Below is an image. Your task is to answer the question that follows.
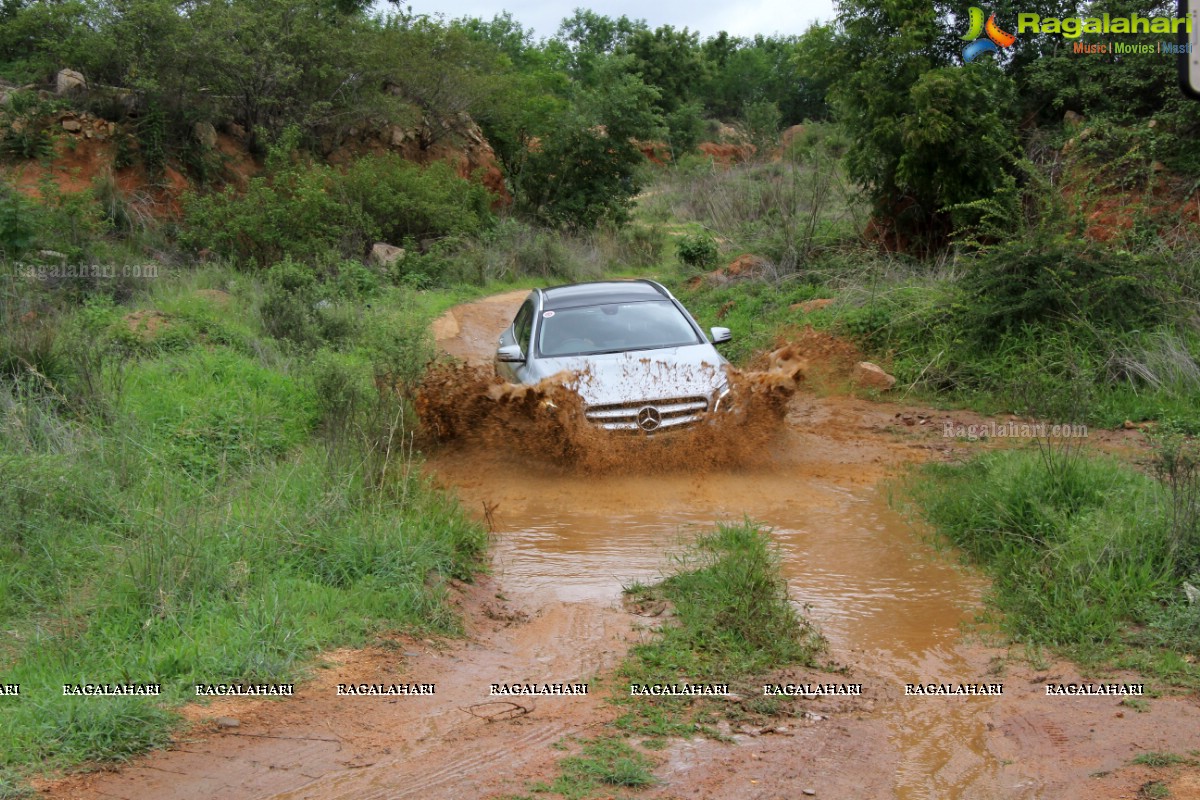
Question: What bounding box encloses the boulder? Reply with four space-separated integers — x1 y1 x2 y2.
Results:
61 118 82 133
1063 110 1085 127
193 121 218 149
389 125 414 147
369 243 406 269
851 361 896 391
55 68 87 96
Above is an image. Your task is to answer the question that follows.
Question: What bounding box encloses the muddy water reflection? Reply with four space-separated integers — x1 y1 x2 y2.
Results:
433 443 1018 799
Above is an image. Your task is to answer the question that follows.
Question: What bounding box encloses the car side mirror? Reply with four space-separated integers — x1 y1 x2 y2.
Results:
710 327 732 344
497 344 525 362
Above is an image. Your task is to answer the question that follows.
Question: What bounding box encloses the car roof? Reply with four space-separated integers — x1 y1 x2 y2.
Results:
539 280 670 310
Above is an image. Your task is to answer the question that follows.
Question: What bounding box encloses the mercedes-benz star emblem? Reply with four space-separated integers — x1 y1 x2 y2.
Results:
636 406 662 432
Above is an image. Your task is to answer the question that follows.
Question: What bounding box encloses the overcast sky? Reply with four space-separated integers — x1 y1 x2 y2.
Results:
401 0 837 40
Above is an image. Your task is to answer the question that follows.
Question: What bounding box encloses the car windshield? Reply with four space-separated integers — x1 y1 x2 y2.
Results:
538 300 702 357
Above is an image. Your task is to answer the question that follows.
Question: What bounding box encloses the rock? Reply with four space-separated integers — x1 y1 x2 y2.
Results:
36 250 68 263
851 361 896 391
193 121 218 149
370 243 406 269
1063 110 1085 127
55 68 87 96
389 125 412 147
61 118 82 133
803 790 816 796
1148 119 1158 129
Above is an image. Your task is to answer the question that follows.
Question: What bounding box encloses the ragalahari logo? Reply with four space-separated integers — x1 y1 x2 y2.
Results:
960 7 1017 62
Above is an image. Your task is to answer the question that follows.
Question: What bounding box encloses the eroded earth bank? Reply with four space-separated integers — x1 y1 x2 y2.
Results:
44 291 1200 800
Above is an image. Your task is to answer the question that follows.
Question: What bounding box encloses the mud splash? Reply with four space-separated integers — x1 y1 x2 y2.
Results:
414 346 808 473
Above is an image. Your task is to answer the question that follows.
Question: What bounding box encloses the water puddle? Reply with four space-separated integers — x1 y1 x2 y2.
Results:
429 431 1016 799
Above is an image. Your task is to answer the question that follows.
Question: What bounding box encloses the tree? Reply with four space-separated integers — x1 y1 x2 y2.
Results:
624 25 705 115
518 58 662 229
830 0 1021 251
552 9 646 85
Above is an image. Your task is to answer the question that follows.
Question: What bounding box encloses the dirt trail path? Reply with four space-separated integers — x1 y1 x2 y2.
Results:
43 292 1200 800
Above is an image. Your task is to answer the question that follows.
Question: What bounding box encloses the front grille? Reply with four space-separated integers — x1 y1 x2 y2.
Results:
584 396 710 432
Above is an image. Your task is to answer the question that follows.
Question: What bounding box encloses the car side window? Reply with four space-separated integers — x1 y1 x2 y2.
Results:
513 301 534 354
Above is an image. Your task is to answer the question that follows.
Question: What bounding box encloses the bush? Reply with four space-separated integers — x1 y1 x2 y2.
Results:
664 101 706 157
0 91 58 161
259 259 321 347
340 156 494 245
309 349 374 429
960 238 1166 346
613 224 665 268
183 150 495 268
675 232 718 270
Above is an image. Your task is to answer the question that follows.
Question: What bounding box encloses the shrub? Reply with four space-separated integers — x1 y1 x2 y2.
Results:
613 224 665 268
259 259 320 348
309 348 374 429
340 156 493 245
183 151 494 268
960 238 1166 345
675 232 718 270
0 91 58 161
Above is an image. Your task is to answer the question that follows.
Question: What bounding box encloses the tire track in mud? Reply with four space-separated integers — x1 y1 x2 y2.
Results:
264 720 575 800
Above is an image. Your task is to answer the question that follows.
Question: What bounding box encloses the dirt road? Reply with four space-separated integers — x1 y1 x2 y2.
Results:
43 292 1200 800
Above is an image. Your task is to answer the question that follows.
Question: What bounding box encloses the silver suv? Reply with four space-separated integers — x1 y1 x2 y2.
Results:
494 280 732 433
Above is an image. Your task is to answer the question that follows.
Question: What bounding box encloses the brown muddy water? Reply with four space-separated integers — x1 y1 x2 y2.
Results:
416 291 1200 800
428 415 1014 799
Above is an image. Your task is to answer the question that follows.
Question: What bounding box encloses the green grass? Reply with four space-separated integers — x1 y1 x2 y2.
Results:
906 446 1200 684
537 738 656 799
621 522 823 682
0 267 488 790
613 521 825 737
1132 752 1192 768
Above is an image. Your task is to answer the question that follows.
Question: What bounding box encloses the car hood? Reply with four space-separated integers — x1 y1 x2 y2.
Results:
526 345 728 407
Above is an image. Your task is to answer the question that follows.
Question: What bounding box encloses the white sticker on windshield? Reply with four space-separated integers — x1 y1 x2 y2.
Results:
543 311 555 318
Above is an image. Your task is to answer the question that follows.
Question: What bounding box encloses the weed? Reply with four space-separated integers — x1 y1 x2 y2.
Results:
1149 429 1200 576
1121 697 1150 713
550 738 655 798
1139 780 1170 799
